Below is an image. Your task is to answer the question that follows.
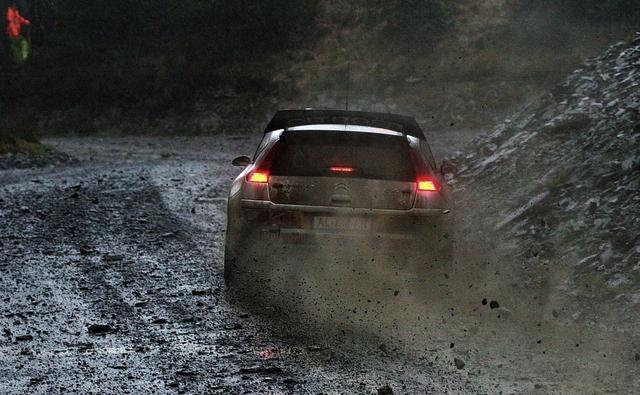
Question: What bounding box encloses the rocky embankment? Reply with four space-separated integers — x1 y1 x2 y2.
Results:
453 34 640 309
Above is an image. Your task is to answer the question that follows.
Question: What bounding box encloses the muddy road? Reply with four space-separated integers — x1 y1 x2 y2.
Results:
0 136 485 394
2 135 636 394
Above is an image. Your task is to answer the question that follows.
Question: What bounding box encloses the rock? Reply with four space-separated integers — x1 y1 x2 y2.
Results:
377 384 394 395
224 323 242 330
452 37 640 306
239 365 283 374
454 357 465 369
87 324 114 335
103 254 124 262
489 300 500 309
15 334 33 341
152 318 168 325
176 369 198 377
496 307 512 318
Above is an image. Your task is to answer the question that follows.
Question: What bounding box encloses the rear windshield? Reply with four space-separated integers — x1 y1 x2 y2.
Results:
268 131 416 181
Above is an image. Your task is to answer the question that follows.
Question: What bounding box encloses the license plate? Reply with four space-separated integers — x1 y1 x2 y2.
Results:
313 216 371 231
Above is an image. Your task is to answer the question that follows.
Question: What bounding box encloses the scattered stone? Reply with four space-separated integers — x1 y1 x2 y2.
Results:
103 254 124 262
77 343 94 352
454 357 466 369
239 365 283 374
152 318 168 325
377 384 394 395
224 323 242 330
15 334 33 341
87 324 114 335
489 300 500 309
176 369 198 377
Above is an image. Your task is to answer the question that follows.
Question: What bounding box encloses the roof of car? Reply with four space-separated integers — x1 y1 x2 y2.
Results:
264 109 426 140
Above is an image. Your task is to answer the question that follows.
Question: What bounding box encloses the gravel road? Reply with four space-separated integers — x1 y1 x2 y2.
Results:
0 136 483 394
2 134 636 394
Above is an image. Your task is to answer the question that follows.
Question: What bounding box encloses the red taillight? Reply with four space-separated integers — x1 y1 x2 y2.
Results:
329 166 355 173
417 178 438 191
247 170 269 183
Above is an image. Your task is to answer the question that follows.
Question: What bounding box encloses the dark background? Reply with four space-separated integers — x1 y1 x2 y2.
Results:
1 0 638 139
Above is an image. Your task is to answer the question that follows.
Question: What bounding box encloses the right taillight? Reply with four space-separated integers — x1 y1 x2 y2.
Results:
246 170 269 183
417 178 438 191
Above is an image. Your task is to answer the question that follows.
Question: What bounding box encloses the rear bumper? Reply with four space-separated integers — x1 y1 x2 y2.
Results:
237 199 451 245
240 199 449 217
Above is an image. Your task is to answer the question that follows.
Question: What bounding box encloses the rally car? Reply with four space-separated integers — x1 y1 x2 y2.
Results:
223 109 453 287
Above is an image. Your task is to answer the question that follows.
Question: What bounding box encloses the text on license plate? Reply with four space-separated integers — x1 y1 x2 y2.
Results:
313 216 371 231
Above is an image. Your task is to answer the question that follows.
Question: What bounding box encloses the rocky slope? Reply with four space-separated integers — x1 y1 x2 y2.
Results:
452 33 640 308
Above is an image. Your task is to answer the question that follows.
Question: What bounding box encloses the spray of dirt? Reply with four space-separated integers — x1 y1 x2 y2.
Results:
229 195 639 392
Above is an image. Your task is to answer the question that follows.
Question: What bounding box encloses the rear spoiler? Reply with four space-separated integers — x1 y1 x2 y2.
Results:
264 109 426 140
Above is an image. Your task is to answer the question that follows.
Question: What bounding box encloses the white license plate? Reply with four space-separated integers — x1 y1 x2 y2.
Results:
313 216 371 231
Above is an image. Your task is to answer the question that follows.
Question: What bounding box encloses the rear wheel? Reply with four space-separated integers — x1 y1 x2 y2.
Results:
223 255 235 286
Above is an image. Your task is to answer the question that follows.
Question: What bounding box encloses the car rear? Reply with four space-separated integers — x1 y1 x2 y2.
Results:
224 123 453 287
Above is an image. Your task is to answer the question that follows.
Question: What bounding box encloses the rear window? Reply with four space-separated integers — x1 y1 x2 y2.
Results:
268 131 416 181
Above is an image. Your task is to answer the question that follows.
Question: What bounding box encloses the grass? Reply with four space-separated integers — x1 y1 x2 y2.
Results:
0 133 50 155
0 117 50 155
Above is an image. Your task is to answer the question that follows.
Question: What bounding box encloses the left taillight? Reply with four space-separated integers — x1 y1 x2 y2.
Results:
246 170 269 183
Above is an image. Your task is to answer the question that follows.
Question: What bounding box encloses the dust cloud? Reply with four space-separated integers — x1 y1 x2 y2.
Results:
230 194 638 393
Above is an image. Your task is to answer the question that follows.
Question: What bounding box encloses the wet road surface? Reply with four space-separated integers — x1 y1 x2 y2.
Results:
0 136 481 394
